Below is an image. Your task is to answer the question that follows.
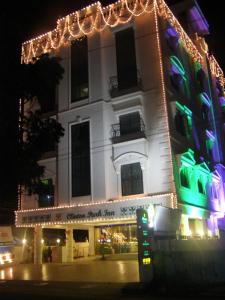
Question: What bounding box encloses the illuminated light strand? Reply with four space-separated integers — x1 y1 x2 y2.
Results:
16 192 173 214
21 0 225 88
153 1 177 209
209 55 225 87
155 0 202 64
15 216 136 228
21 0 225 89
21 0 154 64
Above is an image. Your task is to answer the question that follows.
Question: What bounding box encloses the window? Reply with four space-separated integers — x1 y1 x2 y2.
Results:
174 105 192 138
38 179 54 208
206 130 215 160
73 230 88 242
180 169 189 188
170 56 188 96
71 37 89 102
119 112 141 136
196 68 207 93
115 27 137 91
175 110 191 138
197 179 204 194
121 163 143 196
175 110 187 136
71 122 91 197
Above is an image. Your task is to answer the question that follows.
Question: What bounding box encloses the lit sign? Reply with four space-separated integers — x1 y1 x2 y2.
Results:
136 208 153 266
142 257 151 265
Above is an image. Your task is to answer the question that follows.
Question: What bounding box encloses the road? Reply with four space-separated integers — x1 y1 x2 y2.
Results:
1 280 225 299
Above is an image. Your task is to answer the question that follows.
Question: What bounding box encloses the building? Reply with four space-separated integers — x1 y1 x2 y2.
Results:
16 0 225 264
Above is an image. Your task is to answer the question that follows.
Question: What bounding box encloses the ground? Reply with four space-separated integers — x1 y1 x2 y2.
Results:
1 255 225 299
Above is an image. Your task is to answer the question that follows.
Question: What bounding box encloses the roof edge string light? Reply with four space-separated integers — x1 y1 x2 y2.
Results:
22 0 153 64
155 0 202 64
21 0 225 89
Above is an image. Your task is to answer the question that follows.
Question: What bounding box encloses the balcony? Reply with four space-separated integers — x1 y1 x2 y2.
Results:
111 116 146 144
109 70 142 98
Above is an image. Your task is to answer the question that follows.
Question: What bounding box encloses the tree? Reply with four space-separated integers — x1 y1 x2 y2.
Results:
18 54 65 200
0 5 65 220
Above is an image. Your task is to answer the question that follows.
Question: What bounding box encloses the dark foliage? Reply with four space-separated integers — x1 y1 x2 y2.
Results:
18 54 65 195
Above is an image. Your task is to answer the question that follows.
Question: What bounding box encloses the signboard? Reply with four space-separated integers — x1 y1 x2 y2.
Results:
16 194 172 226
154 206 181 237
0 227 13 243
136 208 154 283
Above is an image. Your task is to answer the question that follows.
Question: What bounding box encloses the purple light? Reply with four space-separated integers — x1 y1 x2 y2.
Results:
189 6 209 36
165 27 179 49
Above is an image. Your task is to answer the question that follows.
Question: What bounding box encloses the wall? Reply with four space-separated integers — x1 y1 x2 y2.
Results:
21 8 175 212
153 236 225 287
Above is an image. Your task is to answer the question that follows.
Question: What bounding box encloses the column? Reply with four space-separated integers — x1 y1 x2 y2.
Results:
88 227 95 256
34 226 43 264
66 225 74 263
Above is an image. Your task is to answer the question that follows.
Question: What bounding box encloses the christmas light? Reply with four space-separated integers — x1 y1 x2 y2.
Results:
153 3 177 208
21 0 225 87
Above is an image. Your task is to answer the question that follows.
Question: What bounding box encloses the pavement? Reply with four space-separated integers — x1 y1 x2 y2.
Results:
1 255 225 299
0 254 139 282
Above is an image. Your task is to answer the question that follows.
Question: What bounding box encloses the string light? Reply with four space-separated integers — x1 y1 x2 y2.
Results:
21 0 224 88
15 193 173 227
153 2 177 208
22 0 153 64
18 0 224 222
16 192 173 213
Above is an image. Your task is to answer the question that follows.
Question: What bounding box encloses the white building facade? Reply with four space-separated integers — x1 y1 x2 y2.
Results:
16 0 225 263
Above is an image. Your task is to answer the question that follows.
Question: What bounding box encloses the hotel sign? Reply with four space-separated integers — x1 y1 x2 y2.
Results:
16 194 172 226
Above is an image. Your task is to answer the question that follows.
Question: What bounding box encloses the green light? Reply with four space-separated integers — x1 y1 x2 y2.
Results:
143 230 148 236
170 55 186 79
142 240 150 247
144 250 150 256
141 213 148 224
177 149 212 210
182 204 208 218
194 61 202 73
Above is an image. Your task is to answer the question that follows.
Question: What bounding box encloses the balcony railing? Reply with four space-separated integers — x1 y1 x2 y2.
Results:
111 117 146 144
109 70 142 98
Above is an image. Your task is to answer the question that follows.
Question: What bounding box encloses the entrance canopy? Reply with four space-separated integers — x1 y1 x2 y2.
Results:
15 194 172 227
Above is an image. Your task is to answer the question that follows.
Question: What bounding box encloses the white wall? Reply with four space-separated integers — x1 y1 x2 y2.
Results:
22 12 174 211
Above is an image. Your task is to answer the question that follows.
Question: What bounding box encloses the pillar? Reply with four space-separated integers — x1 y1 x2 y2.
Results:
34 226 43 264
88 227 95 256
66 225 74 263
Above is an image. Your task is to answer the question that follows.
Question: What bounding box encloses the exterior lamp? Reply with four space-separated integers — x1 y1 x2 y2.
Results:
41 239 44 244
199 231 204 238
207 230 212 238
22 238 27 245
56 238 61 245
147 204 155 228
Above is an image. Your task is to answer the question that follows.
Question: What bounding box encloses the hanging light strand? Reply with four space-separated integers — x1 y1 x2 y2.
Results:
22 0 224 86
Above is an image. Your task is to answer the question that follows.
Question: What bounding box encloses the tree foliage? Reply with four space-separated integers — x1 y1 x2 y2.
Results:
18 54 65 195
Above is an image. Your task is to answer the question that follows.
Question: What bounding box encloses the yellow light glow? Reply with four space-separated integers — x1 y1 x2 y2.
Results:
207 230 212 237
22 238 27 245
198 231 204 238
142 257 151 265
21 0 225 91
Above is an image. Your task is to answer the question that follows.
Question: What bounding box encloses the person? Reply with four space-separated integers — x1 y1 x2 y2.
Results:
47 246 52 263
